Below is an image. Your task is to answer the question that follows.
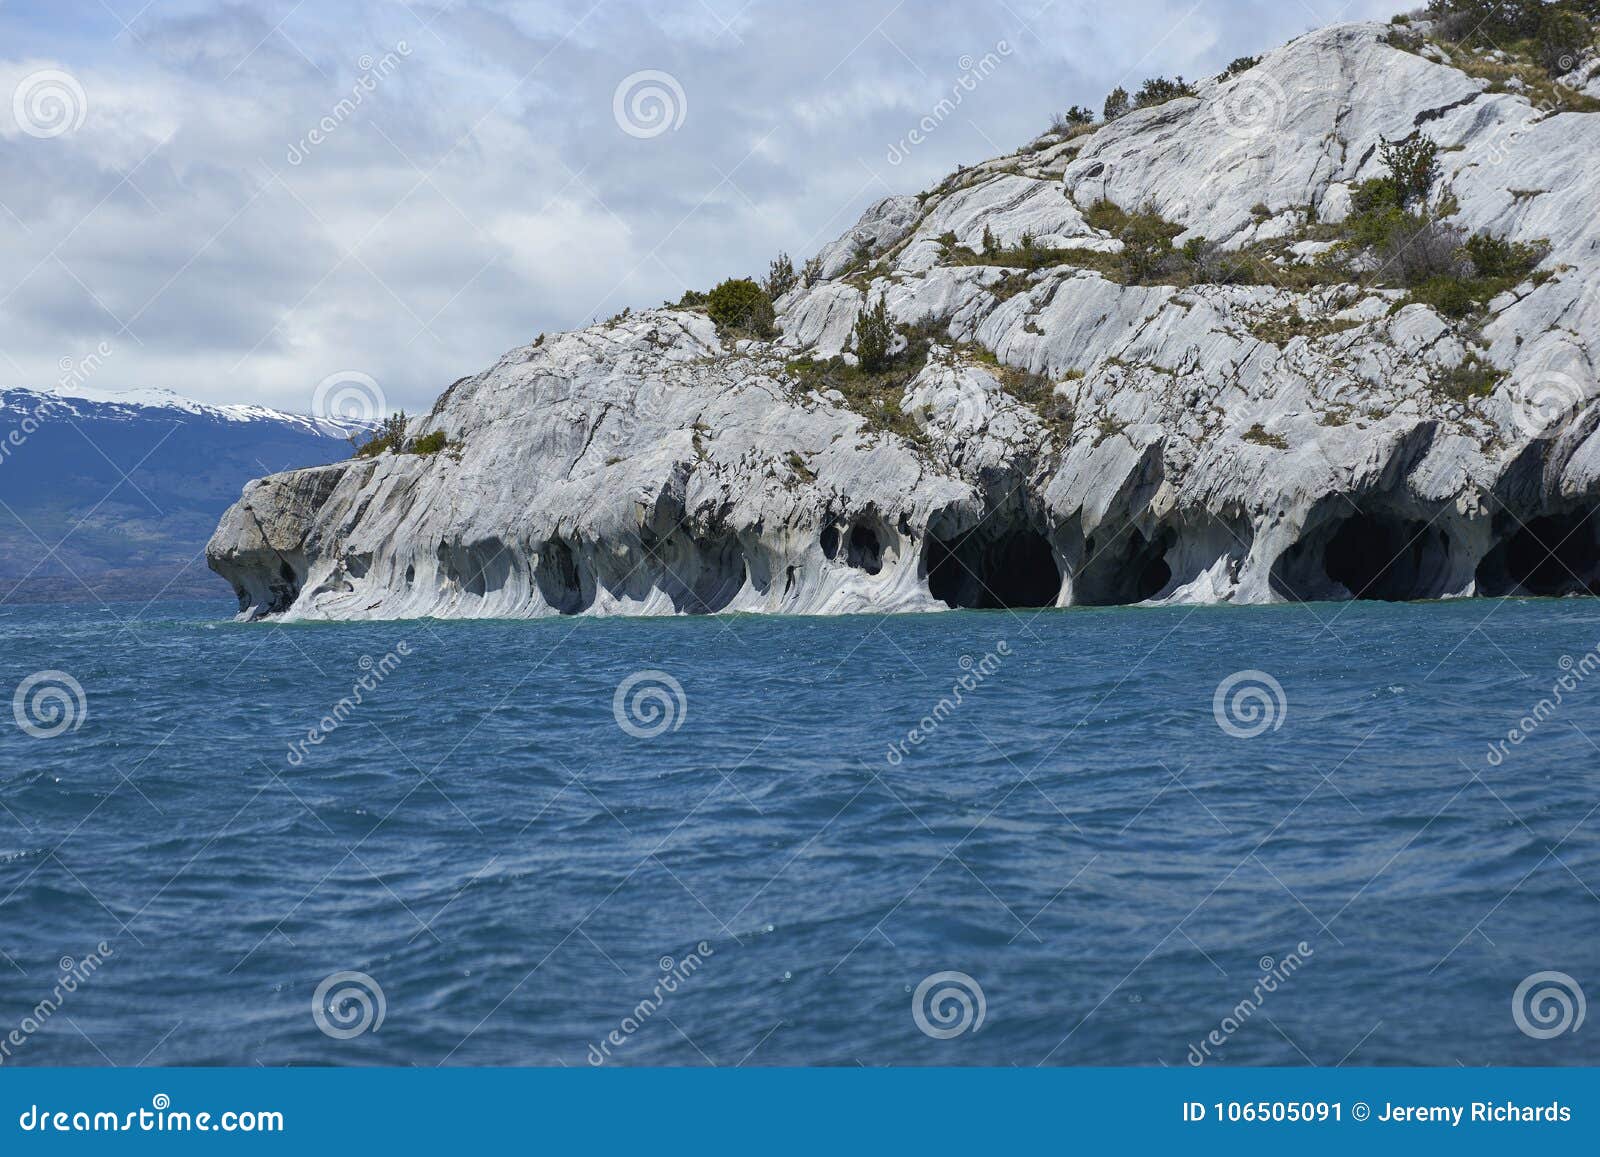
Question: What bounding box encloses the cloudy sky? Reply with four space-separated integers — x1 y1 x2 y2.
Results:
1 0 1411 416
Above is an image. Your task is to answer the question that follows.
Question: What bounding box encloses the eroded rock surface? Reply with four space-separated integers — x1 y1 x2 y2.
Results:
208 21 1600 619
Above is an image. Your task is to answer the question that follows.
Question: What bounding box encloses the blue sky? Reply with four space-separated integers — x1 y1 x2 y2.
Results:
0 0 1411 414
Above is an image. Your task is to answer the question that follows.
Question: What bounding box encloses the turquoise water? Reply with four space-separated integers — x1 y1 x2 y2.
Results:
0 597 1596 1066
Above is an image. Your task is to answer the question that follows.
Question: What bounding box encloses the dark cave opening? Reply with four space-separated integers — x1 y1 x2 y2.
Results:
1272 507 1453 602
846 522 884 574
1322 513 1445 601
926 526 1061 609
1477 510 1600 597
1075 526 1174 606
535 537 587 614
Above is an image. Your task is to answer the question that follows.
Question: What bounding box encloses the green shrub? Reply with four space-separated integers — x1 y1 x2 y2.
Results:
669 288 708 308
1437 353 1504 399
410 430 448 455
1537 7 1592 73
1463 232 1546 277
1134 76 1196 107
705 278 776 338
1350 176 1402 215
1378 136 1440 207
1102 85 1130 121
1052 104 1096 132
353 412 410 458
1083 198 1129 233
351 414 457 458
801 255 823 287
1221 55 1260 80
1427 0 1543 43
764 252 798 300
852 298 896 373
1118 207 1185 282
1411 275 1479 318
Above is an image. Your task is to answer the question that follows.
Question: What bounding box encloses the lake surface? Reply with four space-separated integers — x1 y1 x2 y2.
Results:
1 597 1596 1066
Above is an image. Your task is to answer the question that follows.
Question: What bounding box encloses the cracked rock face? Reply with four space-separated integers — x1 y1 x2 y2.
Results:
208 20 1600 621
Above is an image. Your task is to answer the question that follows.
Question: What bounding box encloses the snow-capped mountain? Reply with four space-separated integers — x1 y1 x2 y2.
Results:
0 386 369 604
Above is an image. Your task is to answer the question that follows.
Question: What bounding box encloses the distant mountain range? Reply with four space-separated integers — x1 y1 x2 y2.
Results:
0 387 367 604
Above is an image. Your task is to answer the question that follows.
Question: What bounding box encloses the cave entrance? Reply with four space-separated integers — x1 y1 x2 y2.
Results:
1476 510 1600 597
1322 512 1447 601
1075 526 1174 606
847 523 884 574
926 526 1061 609
535 537 590 614
1273 507 1452 602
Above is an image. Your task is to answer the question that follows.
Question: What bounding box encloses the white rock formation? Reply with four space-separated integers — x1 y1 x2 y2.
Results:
209 20 1600 620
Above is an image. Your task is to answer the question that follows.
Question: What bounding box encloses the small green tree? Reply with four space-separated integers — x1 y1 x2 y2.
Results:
1537 6 1591 73
801 255 823 287
1118 207 1184 283
1379 135 1440 207
764 252 798 300
852 298 895 373
354 411 410 458
981 224 998 257
1103 86 1130 121
1018 231 1042 269
705 278 776 338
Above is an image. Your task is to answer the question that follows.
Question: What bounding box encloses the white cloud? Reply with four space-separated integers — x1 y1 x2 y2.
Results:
0 0 1413 413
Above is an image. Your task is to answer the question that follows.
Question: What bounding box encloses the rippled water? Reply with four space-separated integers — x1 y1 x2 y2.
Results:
0 597 1597 1067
